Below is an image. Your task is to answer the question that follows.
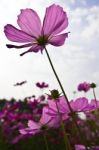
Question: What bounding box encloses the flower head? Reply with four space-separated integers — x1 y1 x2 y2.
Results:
77 82 91 92
70 97 93 112
19 111 55 135
4 4 68 56
45 96 70 122
36 82 49 89
14 80 27 86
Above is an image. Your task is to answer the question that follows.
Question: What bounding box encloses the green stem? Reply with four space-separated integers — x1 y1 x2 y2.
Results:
92 88 98 108
44 47 89 150
55 101 72 150
43 134 49 150
71 117 89 150
44 47 72 112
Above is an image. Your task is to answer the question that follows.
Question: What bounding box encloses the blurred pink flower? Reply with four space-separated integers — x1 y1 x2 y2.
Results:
19 110 56 135
4 4 68 56
19 120 41 135
75 144 86 150
45 97 94 122
75 145 99 150
89 99 99 111
45 96 70 122
70 97 93 112
14 80 27 86
36 82 49 89
77 82 91 92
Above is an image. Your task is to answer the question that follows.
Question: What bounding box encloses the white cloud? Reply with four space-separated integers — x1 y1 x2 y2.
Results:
82 6 99 40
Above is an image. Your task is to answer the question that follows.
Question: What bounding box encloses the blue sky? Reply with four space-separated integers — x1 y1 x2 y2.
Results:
0 0 99 100
67 0 99 8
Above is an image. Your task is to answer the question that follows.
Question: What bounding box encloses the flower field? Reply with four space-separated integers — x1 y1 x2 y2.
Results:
0 83 99 150
0 2 99 150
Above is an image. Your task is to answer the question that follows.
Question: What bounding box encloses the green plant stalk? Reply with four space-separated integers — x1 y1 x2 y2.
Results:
92 87 99 137
92 88 98 108
44 47 89 150
43 134 49 150
44 47 72 112
55 101 72 150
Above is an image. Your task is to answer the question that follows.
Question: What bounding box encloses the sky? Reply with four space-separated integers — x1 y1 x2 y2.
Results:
0 0 99 100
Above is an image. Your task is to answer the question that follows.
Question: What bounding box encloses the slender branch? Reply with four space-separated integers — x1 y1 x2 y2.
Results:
44 47 72 112
55 101 72 150
92 88 98 108
44 47 89 150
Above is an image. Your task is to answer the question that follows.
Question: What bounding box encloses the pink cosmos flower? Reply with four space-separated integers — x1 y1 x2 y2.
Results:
4 4 68 56
19 120 41 135
19 109 56 135
70 97 93 112
45 96 70 122
77 82 91 92
90 99 99 107
46 97 94 122
36 82 49 89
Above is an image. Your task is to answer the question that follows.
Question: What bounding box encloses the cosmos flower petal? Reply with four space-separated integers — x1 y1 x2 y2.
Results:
17 9 41 37
75 144 86 150
41 107 60 128
43 4 68 36
28 120 40 130
4 24 34 43
20 44 43 56
90 99 99 109
49 33 68 46
19 128 38 135
6 43 33 49
71 97 89 112
40 107 52 125
19 128 29 135
47 100 58 112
